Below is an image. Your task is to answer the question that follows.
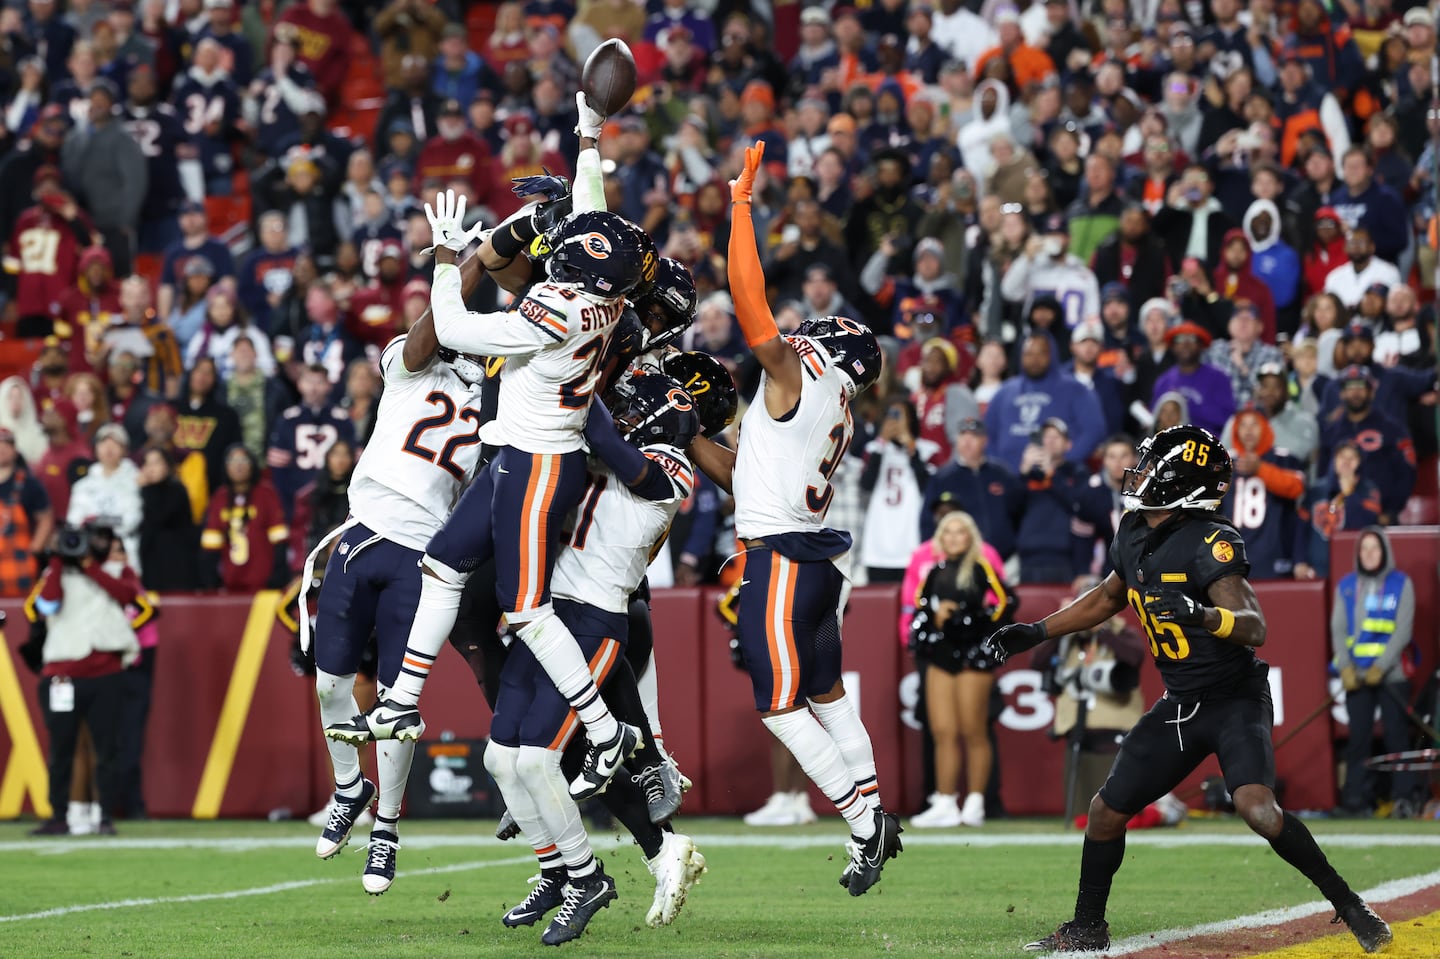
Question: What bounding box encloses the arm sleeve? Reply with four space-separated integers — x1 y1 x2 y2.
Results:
582 401 665 496
430 263 564 355
728 202 780 347
679 480 718 564
859 249 890 296
572 147 606 213
36 556 64 615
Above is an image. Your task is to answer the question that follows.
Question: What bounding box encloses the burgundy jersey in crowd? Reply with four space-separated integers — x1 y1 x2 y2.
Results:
3 203 86 319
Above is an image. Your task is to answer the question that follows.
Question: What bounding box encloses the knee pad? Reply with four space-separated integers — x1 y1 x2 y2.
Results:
515 744 558 783
314 670 356 709
484 741 521 785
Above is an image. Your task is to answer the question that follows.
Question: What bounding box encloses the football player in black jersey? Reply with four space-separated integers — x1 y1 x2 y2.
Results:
985 425 1392 955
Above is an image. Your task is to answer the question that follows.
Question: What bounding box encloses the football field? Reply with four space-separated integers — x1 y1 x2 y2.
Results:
3 817 1438 959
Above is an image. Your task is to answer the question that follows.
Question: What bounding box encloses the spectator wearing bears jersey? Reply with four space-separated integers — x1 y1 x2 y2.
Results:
123 64 203 255
170 38 243 197
237 211 299 332
244 32 317 160
197 0 253 86
1222 409 1306 580
202 444 289 591
266 364 356 520
1297 441 1382 578
1319 323 1438 427
860 398 939 583
1318 366 1416 523
156 201 236 324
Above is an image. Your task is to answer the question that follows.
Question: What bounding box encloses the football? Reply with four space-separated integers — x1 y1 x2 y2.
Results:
581 38 637 118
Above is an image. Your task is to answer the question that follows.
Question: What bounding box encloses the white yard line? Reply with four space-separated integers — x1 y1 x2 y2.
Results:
5 831 1440 855
1102 868 1440 957
0 854 536 924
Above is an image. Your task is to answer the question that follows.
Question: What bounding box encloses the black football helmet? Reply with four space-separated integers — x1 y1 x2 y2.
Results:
792 315 883 398
1121 425 1232 512
661 350 737 437
632 257 697 352
607 371 701 451
547 211 659 299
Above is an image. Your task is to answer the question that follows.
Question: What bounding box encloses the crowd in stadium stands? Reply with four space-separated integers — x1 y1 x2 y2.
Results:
0 0 1438 609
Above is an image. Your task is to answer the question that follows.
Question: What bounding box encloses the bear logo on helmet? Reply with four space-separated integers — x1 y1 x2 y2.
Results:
580 232 612 259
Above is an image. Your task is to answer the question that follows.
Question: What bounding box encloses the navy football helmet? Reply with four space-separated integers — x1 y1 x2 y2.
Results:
632 257 697 352
793 315 883 397
660 350 737 437
1122 425 1232 512
607 371 701 451
547 211 658 299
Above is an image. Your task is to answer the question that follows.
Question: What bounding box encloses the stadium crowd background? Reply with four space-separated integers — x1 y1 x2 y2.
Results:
0 0 1436 615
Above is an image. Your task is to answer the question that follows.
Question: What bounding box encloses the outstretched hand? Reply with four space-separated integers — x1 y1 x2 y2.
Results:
511 168 571 202
730 140 766 204
422 189 486 256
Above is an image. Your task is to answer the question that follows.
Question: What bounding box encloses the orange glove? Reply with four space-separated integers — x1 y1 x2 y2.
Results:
730 140 766 204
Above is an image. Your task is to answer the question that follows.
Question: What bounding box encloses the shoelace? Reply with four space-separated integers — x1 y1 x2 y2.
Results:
364 837 398 873
517 873 559 911
841 840 864 875
324 801 354 835
634 767 666 807
551 883 584 927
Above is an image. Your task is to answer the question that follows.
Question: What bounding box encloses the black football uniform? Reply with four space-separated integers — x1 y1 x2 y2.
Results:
1097 509 1276 815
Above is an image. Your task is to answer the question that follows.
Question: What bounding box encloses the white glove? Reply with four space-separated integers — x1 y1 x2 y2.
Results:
575 91 605 140
422 188 485 256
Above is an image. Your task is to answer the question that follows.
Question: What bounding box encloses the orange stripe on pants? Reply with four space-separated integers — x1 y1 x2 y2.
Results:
545 638 622 752
515 454 561 612
766 557 801 711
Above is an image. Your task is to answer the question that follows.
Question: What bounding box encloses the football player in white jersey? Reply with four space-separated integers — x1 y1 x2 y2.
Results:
686 141 901 896
487 372 706 943
298 259 492 893
326 182 659 803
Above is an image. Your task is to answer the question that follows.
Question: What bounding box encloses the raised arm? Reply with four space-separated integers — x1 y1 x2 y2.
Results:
402 252 486 373
729 141 802 417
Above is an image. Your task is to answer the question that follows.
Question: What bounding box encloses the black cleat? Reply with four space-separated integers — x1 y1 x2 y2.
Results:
635 761 683 824
315 779 376 859
324 696 426 745
496 809 520 841
503 868 568 928
838 809 903 896
1023 919 1111 952
569 723 641 801
541 865 618 946
1333 897 1392 953
361 830 399 895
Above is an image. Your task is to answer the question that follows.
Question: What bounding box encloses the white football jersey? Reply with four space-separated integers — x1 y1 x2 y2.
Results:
552 444 694 614
346 336 488 551
734 339 854 540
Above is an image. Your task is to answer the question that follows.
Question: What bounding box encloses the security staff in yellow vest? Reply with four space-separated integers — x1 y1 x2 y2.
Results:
1331 526 1422 818
1037 575 1148 822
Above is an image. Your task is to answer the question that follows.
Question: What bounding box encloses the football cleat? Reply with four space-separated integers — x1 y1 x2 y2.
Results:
315 779 376 859
324 696 426 745
361 829 399 895
644 832 707 927
503 869 568 928
1332 897 1392 953
496 809 520 841
29 819 69 836
308 799 373 830
569 723 642 801
541 865 618 946
635 761 684 824
1023 919 1111 952
838 809 903 896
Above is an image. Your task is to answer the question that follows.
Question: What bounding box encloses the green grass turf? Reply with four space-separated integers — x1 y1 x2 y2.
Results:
1 817 1436 959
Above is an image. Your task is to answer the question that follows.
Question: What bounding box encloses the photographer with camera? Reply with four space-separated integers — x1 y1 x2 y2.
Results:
21 520 141 835
908 511 1014 828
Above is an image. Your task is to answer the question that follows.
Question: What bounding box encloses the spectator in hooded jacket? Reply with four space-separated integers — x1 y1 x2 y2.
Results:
1222 409 1307 580
1212 230 1278 342
1318 366 1417 521
1242 199 1300 332
985 331 1106 468
1331 527 1425 818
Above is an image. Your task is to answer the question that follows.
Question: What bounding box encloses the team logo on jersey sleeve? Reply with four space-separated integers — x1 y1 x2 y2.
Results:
1212 540 1234 563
